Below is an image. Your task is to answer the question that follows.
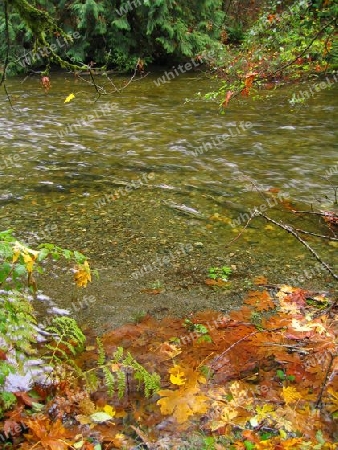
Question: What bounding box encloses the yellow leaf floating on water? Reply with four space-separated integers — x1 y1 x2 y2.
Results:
74 260 91 287
64 93 75 103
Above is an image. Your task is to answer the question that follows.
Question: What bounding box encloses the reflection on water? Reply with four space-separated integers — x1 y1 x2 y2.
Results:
0 73 337 327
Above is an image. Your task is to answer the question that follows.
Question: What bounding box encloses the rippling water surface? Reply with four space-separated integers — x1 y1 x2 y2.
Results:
0 73 337 329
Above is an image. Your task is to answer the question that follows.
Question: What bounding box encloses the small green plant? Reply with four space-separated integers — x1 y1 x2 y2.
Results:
150 279 163 290
83 339 161 399
183 319 212 343
207 266 232 282
132 310 147 324
276 369 296 382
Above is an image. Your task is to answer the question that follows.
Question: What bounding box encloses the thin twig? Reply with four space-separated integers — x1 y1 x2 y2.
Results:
130 425 156 449
226 213 255 246
210 330 258 369
256 211 338 281
292 210 336 217
294 228 338 241
315 352 336 408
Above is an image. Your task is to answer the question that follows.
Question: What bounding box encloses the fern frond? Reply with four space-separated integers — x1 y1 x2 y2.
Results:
96 337 106 366
116 369 126 399
102 366 115 396
83 371 100 393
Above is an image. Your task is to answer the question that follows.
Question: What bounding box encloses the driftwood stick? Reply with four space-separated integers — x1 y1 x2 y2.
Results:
256 210 338 281
294 228 338 241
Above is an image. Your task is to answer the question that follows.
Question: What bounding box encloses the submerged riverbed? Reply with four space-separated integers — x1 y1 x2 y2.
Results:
0 72 337 331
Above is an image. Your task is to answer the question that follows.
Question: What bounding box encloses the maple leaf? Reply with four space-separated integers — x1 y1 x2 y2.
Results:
221 404 238 422
169 365 186 386
281 386 303 405
157 386 209 423
285 288 307 307
74 260 91 287
244 290 274 311
290 318 327 335
228 381 253 409
26 418 69 449
254 404 276 423
325 387 338 414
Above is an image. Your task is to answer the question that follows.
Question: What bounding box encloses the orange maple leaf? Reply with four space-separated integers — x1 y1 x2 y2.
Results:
26 418 69 449
244 290 274 311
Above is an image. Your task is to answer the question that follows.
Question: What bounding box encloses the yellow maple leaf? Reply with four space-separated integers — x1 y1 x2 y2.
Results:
326 387 338 414
157 385 209 423
169 365 186 386
64 93 75 103
254 404 275 423
228 380 253 408
221 404 238 422
103 404 116 417
74 260 91 287
282 386 303 405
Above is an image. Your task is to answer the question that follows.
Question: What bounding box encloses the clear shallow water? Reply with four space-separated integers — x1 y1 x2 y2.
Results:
0 73 337 329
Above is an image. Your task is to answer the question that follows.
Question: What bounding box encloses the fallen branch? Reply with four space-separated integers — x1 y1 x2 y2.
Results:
315 352 336 409
294 228 338 241
256 210 338 281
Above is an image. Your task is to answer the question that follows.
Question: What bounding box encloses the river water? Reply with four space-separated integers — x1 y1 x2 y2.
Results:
0 72 337 331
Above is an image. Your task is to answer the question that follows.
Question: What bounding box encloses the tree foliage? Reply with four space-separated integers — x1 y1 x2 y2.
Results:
0 0 225 74
204 0 338 108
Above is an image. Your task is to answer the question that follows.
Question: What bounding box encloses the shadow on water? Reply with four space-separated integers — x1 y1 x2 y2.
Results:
0 72 337 330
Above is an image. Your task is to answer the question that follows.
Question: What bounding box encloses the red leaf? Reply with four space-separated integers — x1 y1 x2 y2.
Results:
222 90 233 108
14 391 35 407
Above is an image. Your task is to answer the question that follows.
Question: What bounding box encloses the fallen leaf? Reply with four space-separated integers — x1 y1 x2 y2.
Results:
64 93 75 103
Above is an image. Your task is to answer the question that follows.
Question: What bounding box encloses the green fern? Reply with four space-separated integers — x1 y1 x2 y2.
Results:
102 366 116 397
85 341 160 399
44 317 86 377
96 336 106 366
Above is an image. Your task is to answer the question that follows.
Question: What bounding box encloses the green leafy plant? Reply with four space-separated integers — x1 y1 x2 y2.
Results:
83 339 160 399
150 280 163 290
183 319 212 343
0 229 92 416
0 229 90 292
43 317 86 378
1 0 226 74
276 369 296 383
207 266 232 282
